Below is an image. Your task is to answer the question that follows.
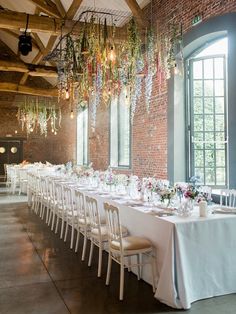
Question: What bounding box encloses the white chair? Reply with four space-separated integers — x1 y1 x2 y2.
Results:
39 177 50 222
54 181 66 239
104 203 156 300
18 168 28 195
220 189 231 206
85 196 108 277
63 185 78 249
74 190 90 261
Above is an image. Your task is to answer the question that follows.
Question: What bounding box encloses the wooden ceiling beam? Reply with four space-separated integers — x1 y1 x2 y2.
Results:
125 0 148 28
0 10 131 40
66 0 83 20
27 0 61 19
54 0 66 18
0 82 57 97
0 60 57 77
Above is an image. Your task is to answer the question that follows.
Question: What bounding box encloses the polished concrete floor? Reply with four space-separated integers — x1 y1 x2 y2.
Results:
0 189 236 314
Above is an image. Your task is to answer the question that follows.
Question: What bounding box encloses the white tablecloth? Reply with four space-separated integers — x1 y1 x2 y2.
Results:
81 189 236 309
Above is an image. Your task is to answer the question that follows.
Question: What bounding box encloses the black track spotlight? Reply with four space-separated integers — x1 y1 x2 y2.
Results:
19 34 32 56
18 14 32 56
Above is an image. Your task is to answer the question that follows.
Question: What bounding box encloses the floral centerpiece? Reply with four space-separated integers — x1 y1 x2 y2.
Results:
105 170 117 186
157 186 176 207
183 184 199 200
142 177 157 192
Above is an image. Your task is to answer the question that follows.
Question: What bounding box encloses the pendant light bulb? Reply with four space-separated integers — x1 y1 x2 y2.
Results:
174 63 179 75
109 46 116 62
65 88 70 100
70 110 74 119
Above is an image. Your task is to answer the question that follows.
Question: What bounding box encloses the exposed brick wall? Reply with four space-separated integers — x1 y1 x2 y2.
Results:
0 103 76 165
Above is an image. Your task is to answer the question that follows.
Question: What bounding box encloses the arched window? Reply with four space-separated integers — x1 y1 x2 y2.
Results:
186 37 228 187
110 89 131 168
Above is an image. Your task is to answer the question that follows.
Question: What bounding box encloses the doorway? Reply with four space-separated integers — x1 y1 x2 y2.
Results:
0 139 24 179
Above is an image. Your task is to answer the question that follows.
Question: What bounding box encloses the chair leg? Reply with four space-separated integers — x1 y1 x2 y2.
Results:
151 255 156 293
70 224 75 249
137 253 142 280
127 256 131 272
98 244 103 277
106 252 112 286
60 217 65 239
88 241 94 267
81 231 88 261
55 216 59 234
51 212 56 231
64 221 69 242
119 259 125 301
75 229 80 253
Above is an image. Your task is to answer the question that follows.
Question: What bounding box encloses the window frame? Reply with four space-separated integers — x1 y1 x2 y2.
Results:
186 38 228 188
109 95 132 169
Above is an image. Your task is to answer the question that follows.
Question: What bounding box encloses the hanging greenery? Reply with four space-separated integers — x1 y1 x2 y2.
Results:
144 28 157 112
16 96 61 137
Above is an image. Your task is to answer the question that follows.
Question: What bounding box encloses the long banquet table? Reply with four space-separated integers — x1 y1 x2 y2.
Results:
78 187 236 309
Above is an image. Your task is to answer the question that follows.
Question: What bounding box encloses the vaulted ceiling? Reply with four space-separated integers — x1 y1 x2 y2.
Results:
0 0 150 105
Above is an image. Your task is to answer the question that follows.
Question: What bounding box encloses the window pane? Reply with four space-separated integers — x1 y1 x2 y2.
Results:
204 115 214 131
205 132 214 142
215 132 225 142
194 142 203 150
193 81 202 96
214 58 224 79
77 109 88 165
205 150 215 167
194 132 203 142
118 92 130 166
215 97 224 113
193 60 202 79
216 150 225 167
204 98 213 113
194 98 203 114
204 59 213 79
195 168 204 182
215 80 224 96
110 89 131 167
205 168 215 185
194 150 204 167
204 80 213 96
215 115 224 131
110 97 118 167
194 115 203 131
216 168 225 185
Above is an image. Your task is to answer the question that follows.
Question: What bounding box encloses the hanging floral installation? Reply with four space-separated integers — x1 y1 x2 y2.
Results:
16 96 61 137
45 11 159 125
144 28 157 112
44 8 184 127
157 21 183 80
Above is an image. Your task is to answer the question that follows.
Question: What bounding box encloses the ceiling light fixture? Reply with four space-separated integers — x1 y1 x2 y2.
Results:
18 14 32 56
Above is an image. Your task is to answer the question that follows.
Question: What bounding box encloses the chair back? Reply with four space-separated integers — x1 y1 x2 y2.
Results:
229 189 236 207
54 181 64 207
220 189 230 206
74 190 87 221
104 203 123 251
63 185 74 214
85 196 101 229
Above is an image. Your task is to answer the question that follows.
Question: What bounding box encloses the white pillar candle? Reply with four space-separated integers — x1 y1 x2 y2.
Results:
199 200 208 217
